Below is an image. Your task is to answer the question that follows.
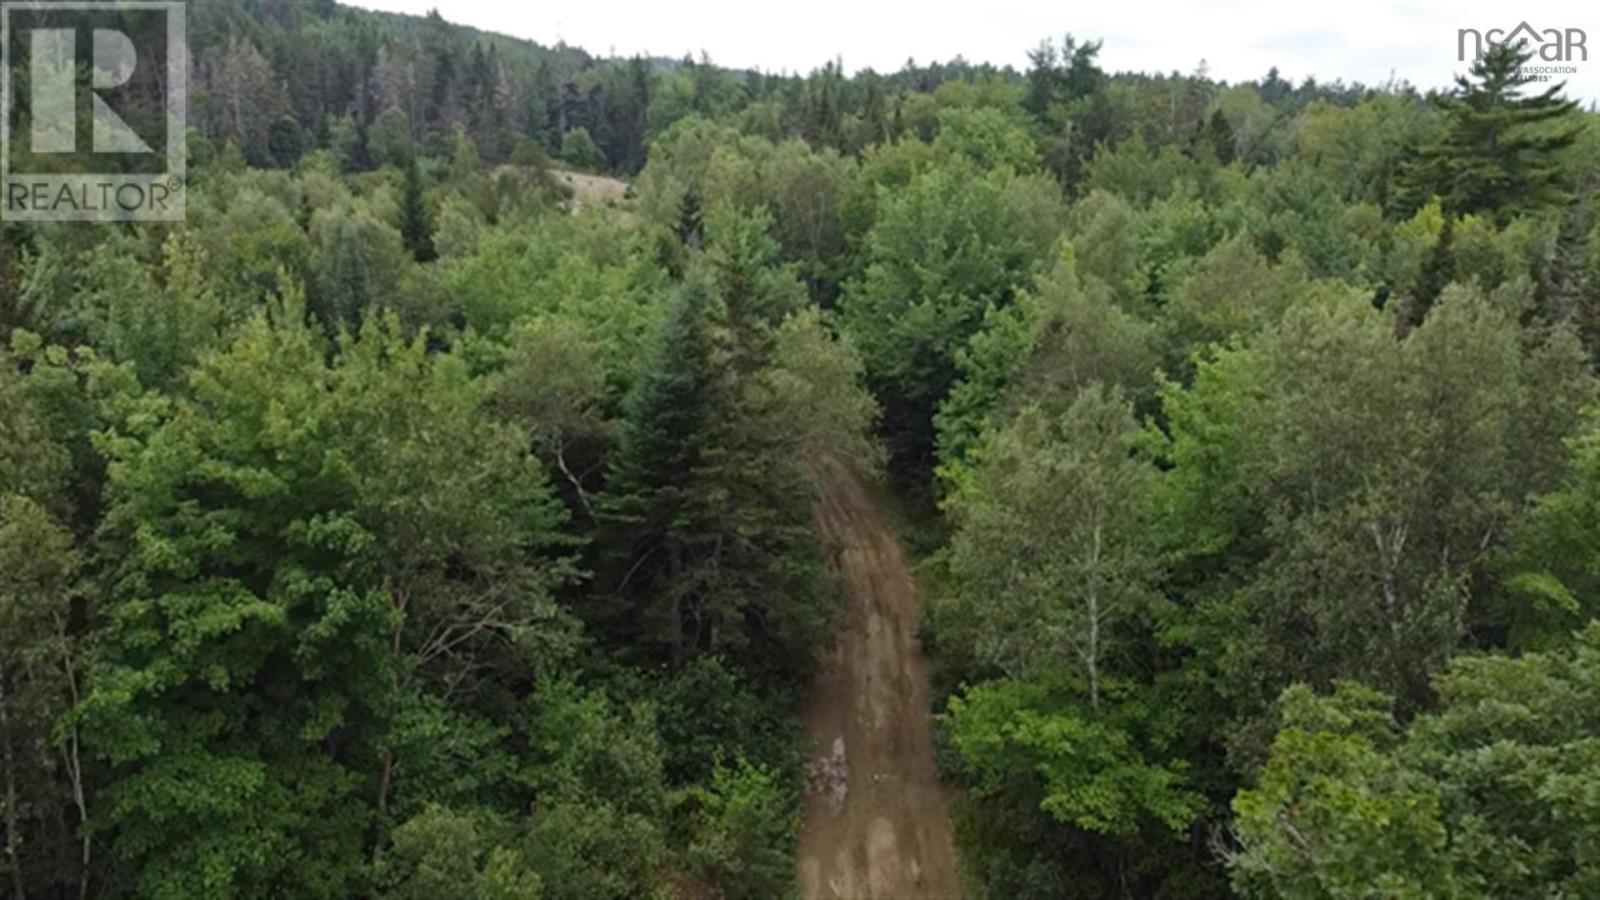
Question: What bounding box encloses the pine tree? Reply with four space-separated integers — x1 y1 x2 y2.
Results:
675 186 705 250
1205 108 1237 165
400 160 436 263
1023 39 1064 122
622 56 653 173
860 77 888 147
1545 188 1595 323
600 276 724 664
1404 42 1582 222
599 265 828 677
1404 214 1455 332
527 61 555 149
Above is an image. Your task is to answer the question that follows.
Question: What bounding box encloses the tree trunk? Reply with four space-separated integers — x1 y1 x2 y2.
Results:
376 753 393 821
58 639 89 900
1 670 26 900
551 440 595 523
667 537 685 667
1086 523 1104 709
374 587 408 852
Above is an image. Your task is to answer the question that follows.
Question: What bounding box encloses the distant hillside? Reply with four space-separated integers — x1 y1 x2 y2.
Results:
182 0 1378 176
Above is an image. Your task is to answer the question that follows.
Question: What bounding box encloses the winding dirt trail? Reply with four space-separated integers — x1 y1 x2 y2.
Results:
798 463 963 899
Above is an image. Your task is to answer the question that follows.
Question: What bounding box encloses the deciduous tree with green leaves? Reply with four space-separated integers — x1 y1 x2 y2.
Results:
81 291 575 897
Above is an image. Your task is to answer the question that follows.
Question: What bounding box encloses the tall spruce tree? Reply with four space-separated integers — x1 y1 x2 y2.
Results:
600 256 831 678
1403 41 1582 222
601 275 724 664
400 160 436 263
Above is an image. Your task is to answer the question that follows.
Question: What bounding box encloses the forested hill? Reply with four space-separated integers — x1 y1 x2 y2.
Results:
4 0 1600 898
188 0 1372 176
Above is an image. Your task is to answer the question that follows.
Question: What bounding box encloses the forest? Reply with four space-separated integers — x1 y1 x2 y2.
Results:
2 0 1599 897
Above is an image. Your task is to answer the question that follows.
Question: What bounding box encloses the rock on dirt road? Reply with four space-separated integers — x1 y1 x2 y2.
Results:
798 463 963 899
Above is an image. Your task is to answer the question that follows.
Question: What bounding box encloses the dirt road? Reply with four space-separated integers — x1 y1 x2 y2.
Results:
798 463 963 899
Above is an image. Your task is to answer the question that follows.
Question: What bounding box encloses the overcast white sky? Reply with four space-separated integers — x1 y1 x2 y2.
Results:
352 0 1600 103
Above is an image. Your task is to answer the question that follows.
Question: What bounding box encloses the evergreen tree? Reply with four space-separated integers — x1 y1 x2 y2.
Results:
267 114 305 169
675 186 705 250
1403 42 1582 221
601 276 724 664
1546 187 1596 330
400 160 436 263
1404 214 1455 330
600 267 835 679
1023 39 1065 122
1204 108 1237 165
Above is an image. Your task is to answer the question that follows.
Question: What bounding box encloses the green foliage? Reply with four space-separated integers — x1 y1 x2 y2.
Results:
268 115 306 169
1294 95 1436 211
369 107 414 169
80 293 575 896
936 244 1157 485
842 162 1062 472
0 490 82 899
183 181 316 312
1230 683 1454 898
1162 235 1317 371
4 8 1597 897
0 355 69 504
1400 42 1583 222
400 161 437 263
1505 414 1600 647
560 128 606 171
522 800 666 900
378 805 542 900
1063 189 1148 308
702 203 806 349
16 233 229 389
763 307 883 475
947 678 1202 836
522 679 668 817
516 680 671 898
1158 287 1592 730
490 316 615 521
1084 136 1211 208
637 125 854 298
938 385 1160 700
650 655 798 786
308 198 413 327
932 106 1039 172
1025 35 1112 187
599 272 836 679
445 215 668 361
683 760 799 899
1234 625 1600 897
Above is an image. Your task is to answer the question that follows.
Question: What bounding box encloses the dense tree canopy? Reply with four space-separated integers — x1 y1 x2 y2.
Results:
1 2 1597 897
